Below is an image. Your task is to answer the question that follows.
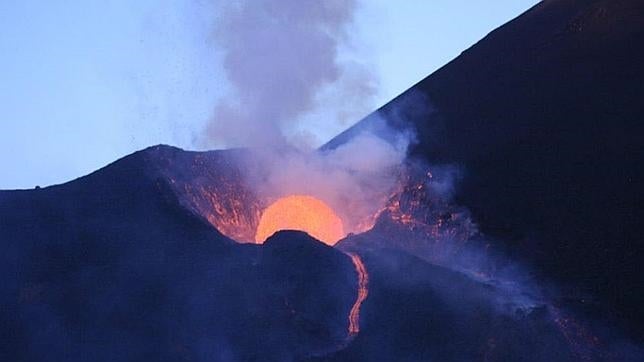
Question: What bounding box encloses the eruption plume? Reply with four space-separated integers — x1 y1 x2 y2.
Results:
204 0 375 149
192 1 427 243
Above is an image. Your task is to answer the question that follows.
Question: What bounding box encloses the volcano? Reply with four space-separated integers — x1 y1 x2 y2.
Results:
0 145 614 361
2 0 644 360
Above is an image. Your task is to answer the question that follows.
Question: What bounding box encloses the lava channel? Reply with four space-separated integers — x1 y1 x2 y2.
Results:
347 253 369 336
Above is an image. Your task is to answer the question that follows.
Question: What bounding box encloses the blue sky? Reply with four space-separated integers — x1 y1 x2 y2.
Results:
0 0 538 189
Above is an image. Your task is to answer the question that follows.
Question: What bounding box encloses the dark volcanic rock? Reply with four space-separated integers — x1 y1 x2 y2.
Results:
147 145 263 242
326 0 644 340
260 231 358 356
322 248 578 362
0 146 355 361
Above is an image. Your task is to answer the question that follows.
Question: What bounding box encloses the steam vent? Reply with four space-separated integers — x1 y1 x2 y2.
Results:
1 0 643 361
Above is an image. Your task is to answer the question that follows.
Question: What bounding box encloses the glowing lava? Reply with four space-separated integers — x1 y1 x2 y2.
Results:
255 195 344 245
348 253 369 336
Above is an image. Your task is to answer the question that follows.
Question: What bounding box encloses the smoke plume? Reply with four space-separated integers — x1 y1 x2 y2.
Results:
197 0 420 236
204 0 375 149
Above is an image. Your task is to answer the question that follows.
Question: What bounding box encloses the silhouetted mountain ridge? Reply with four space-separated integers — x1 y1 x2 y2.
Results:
326 0 644 340
0 146 356 361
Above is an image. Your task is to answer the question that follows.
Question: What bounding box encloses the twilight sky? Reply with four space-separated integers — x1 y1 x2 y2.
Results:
0 0 538 189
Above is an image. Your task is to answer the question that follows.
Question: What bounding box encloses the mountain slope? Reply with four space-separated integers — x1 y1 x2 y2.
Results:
0 146 357 361
326 0 644 338
322 248 581 362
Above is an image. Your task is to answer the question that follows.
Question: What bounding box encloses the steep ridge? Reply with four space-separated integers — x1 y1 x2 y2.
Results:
325 0 644 338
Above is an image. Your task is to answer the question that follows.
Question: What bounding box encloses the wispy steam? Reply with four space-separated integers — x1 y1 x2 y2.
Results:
204 0 375 148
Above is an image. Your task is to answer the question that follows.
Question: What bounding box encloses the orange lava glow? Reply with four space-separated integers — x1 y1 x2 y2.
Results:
348 253 369 336
254 195 345 245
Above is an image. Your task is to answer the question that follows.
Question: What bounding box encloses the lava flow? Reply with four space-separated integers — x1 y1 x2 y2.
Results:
347 253 369 336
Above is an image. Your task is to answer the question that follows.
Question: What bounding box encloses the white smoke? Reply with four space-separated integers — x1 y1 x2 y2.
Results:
203 0 376 149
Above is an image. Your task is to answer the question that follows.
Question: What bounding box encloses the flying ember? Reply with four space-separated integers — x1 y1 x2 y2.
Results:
255 195 345 245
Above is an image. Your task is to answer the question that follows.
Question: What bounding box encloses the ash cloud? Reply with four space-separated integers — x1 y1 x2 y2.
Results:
204 0 375 149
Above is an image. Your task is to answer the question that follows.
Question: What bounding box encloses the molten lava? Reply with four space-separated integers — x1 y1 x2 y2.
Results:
255 195 345 245
348 253 369 336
